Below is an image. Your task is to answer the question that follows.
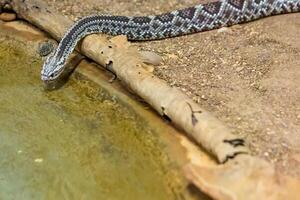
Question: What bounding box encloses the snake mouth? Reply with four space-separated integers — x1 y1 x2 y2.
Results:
41 65 65 81
41 74 49 81
41 72 55 81
41 72 59 82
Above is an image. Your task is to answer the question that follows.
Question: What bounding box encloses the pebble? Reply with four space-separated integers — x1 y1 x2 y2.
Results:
34 158 44 163
38 40 55 57
201 95 207 100
161 65 169 69
264 152 269 157
217 27 233 34
166 53 179 59
3 3 13 10
0 12 16 22
236 66 244 72
281 143 288 148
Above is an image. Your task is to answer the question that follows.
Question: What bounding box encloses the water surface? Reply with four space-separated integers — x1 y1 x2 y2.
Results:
0 41 184 199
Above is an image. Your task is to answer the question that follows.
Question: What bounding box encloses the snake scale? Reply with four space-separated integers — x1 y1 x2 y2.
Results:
41 0 300 81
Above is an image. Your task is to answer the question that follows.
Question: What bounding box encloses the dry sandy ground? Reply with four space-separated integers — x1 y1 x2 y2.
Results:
45 0 300 177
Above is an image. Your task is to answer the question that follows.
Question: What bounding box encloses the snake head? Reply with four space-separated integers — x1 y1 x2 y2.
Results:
41 52 64 81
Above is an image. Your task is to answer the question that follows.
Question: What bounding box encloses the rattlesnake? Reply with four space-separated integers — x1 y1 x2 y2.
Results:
41 0 300 81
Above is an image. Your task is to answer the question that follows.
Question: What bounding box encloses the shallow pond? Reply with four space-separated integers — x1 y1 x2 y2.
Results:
0 40 185 199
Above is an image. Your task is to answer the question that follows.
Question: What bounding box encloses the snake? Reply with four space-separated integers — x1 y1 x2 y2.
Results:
41 0 300 81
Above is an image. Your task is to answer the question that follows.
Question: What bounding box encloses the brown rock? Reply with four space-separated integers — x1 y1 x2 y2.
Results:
0 13 16 22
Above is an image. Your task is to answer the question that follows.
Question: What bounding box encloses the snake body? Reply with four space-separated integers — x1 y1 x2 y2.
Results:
41 0 300 81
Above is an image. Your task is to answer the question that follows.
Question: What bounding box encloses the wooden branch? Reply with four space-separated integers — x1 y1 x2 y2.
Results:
7 0 249 163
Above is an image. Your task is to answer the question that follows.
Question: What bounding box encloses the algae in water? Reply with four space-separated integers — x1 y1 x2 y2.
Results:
0 40 184 199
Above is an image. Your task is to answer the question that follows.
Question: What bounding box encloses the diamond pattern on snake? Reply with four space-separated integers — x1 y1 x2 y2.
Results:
41 0 300 81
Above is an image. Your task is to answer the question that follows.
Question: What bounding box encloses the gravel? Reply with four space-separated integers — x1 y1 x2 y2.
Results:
43 0 300 178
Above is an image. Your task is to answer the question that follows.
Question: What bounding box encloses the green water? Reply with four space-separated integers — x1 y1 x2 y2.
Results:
0 41 183 199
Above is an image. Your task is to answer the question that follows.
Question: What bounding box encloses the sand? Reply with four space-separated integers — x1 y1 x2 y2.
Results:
44 0 300 177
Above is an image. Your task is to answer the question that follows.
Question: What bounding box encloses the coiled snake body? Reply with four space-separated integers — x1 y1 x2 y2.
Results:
41 0 300 81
